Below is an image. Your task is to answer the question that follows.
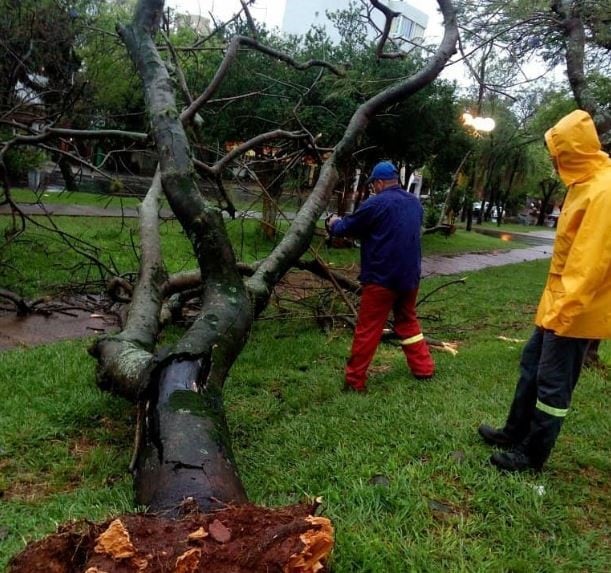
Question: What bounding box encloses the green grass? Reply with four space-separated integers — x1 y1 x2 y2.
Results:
0 260 609 571
1 213 530 298
0 339 135 567
8 185 302 213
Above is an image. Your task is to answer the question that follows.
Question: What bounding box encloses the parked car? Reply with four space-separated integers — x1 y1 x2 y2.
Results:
472 201 504 221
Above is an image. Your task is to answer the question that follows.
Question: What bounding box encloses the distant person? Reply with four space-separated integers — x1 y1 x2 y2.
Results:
479 110 611 472
326 161 435 393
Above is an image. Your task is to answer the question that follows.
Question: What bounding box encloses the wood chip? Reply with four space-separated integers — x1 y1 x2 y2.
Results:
174 548 201 573
285 516 334 573
187 527 209 541
94 519 135 559
497 336 526 343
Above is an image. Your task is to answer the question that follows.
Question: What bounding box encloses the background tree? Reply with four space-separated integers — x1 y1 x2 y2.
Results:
455 0 611 143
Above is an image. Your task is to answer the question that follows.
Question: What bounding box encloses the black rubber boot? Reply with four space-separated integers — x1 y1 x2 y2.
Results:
478 424 516 448
490 449 543 473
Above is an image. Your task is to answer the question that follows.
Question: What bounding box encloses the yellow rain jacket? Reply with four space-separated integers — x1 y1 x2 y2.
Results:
535 110 611 338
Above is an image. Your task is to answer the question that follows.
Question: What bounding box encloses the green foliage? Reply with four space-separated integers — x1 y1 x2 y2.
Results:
588 72 611 117
424 202 441 228
75 1 145 131
2 142 46 180
458 95 556 218
0 0 100 112
527 91 578 140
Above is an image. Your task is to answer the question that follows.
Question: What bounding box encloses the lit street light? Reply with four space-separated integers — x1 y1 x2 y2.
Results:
462 112 496 133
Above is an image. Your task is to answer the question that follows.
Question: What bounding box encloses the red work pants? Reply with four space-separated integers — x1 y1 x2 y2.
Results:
345 284 435 390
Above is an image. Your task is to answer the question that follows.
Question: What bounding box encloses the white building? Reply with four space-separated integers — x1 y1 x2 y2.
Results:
281 0 428 46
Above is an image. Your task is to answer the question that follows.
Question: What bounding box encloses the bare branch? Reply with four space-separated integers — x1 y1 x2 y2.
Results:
246 0 459 311
239 0 258 37
0 288 33 316
216 130 308 174
369 0 404 60
181 36 344 125
91 172 165 401
161 30 193 104
1 124 148 144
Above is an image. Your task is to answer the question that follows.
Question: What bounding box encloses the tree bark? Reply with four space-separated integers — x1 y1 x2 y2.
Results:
553 0 611 139
110 0 254 513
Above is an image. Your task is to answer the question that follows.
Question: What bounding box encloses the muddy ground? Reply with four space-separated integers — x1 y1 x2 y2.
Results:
8 503 333 573
0 294 120 351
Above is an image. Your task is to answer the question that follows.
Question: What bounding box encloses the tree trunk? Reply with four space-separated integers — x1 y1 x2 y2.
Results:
105 0 457 517
58 156 78 192
536 179 559 227
553 0 611 140
134 359 248 511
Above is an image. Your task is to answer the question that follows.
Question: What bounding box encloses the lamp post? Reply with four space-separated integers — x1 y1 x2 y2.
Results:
461 112 496 231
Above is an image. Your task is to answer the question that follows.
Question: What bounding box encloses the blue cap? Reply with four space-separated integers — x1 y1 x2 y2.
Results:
366 161 398 184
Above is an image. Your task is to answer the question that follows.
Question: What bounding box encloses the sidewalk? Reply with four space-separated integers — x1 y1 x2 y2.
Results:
0 202 174 219
422 244 552 276
417 225 554 276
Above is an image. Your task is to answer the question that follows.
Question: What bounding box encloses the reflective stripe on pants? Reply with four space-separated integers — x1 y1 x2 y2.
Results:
345 284 434 389
503 327 589 465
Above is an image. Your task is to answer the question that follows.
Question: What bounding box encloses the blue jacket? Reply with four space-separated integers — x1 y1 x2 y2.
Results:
330 185 423 291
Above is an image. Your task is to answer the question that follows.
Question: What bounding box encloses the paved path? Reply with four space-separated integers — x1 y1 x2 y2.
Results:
0 202 174 219
1 202 556 277
422 227 555 276
422 244 552 276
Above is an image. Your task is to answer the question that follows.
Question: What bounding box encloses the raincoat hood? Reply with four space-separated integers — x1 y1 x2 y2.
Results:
544 109 609 187
535 110 611 338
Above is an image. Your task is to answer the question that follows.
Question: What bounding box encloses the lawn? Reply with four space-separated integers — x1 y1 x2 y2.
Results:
0 259 609 571
0 213 530 298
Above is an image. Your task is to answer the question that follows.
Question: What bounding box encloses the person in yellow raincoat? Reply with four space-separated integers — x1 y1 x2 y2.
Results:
478 109 611 472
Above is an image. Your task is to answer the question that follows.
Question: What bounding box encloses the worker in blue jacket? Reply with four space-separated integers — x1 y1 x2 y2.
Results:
327 161 435 392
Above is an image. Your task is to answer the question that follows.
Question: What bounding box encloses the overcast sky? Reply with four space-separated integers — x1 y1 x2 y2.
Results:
165 1 557 87
167 0 446 39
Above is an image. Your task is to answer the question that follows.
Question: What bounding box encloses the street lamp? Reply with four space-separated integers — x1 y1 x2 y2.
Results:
460 112 496 231
462 112 496 133
435 112 497 230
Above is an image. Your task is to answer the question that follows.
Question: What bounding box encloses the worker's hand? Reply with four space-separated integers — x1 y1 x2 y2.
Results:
325 214 340 232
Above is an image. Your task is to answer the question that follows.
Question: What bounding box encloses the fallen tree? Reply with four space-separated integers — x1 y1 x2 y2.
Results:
8 0 459 570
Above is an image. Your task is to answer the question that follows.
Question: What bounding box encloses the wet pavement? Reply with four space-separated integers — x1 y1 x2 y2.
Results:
0 309 118 351
0 202 173 219
422 244 553 277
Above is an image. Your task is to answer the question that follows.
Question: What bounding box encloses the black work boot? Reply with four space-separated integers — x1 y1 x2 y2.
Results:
490 449 543 473
342 383 368 394
478 424 515 448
